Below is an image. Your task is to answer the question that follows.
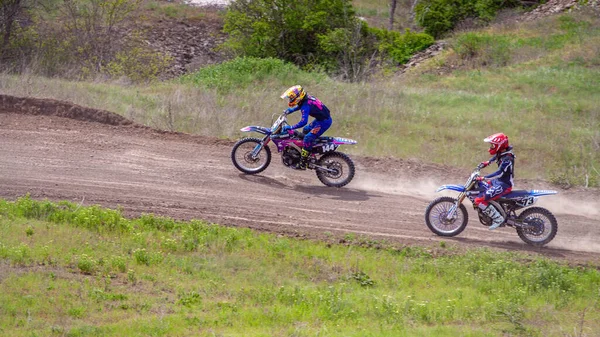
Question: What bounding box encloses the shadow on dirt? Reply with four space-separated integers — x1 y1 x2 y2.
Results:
237 174 379 202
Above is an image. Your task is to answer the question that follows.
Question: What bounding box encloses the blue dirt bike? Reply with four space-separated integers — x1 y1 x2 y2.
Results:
424 165 558 246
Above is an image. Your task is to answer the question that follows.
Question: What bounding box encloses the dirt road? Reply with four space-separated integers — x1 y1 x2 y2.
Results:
1 96 599 264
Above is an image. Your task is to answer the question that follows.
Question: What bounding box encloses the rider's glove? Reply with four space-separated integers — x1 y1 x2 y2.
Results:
282 125 292 133
284 108 294 115
478 161 490 169
476 176 486 182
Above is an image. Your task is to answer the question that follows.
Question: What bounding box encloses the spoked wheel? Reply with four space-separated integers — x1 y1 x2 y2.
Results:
315 152 355 188
516 207 558 246
424 197 469 236
231 138 271 174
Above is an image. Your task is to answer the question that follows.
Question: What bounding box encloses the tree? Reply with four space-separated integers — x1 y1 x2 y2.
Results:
223 0 357 68
60 0 142 73
0 0 25 58
388 0 397 31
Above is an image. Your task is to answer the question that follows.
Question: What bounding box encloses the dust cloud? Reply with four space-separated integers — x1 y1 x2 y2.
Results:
352 173 443 201
536 195 600 219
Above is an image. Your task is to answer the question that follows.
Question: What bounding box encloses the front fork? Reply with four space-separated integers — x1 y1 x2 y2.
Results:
251 135 270 158
446 192 467 220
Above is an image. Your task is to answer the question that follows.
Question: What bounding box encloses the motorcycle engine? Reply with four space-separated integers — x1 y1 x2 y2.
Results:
282 147 301 167
476 202 508 227
477 210 493 226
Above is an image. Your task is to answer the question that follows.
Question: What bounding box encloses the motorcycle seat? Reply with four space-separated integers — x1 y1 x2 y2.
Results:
292 131 333 143
501 190 531 199
316 136 334 142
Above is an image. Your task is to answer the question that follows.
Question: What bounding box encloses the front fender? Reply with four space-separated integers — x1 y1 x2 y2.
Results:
436 184 466 193
240 126 271 135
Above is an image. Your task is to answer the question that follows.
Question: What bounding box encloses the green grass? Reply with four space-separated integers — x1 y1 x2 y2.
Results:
1 11 598 186
0 196 599 336
179 57 329 93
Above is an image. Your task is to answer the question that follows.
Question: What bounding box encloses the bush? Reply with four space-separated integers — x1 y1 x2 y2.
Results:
105 46 172 82
372 28 435 64
317 20 381 81
223 0 415 80
223 0 356 67
415 0 520 38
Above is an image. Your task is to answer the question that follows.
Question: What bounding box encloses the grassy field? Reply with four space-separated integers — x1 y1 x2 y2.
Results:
1 12 598 186
1 196 599 337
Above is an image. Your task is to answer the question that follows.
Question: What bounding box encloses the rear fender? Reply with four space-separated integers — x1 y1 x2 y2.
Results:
436 184 466 193
529 190 558 197
240 126 271 135
332 137 357 145
510 190 557 208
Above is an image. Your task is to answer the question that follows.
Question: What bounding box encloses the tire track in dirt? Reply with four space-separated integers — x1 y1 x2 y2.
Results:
1 96 599 264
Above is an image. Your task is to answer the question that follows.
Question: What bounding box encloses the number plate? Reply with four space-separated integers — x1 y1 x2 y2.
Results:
316 143 337 153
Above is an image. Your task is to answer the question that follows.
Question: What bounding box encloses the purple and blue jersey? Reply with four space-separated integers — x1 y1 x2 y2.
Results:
287 95 331 129
287 95 332 150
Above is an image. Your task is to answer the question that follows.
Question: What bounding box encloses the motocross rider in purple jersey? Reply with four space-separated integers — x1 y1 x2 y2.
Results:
474 133 515 230
280 85 332 170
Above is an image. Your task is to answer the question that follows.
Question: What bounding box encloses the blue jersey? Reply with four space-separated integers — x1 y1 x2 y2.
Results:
288 95 331 129
484 147 515 187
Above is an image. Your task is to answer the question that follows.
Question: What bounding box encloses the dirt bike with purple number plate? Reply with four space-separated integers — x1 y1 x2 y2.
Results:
231 111 357 187
424 164 559 246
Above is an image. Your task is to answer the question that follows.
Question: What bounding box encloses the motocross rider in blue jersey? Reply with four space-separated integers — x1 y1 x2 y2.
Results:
280 85 332 170
474 133 515 230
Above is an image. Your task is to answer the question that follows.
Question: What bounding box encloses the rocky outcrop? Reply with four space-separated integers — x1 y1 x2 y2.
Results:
144 18 228 78
519 0 599 21
398 41 447 74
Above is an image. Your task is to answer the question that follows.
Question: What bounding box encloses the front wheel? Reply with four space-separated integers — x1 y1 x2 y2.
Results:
315 152 355 188
516 207 558 247
231 138 271 174
424 197 469 237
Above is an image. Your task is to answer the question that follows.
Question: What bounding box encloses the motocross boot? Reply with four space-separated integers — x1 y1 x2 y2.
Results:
482 205 504 230
296 148 309 170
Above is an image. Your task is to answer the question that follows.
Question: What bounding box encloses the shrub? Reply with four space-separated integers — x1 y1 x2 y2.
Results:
105 46 172 82
317 20 381 81
223 0 356 67
77 254 98 274
372 28 435 64
415 0 520 38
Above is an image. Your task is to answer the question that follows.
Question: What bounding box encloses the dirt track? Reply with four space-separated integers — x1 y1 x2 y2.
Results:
1 95 599 264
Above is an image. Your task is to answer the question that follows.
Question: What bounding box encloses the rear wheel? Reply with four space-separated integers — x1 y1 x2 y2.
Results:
315 152 355 188
516 207 558 246
424 197 469 237
231 138 271 174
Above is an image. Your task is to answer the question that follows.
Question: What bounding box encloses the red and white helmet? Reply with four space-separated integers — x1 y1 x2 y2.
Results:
484 133 509 155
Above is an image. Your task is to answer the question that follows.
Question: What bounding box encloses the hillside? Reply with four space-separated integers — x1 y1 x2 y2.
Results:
143 0 599 76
